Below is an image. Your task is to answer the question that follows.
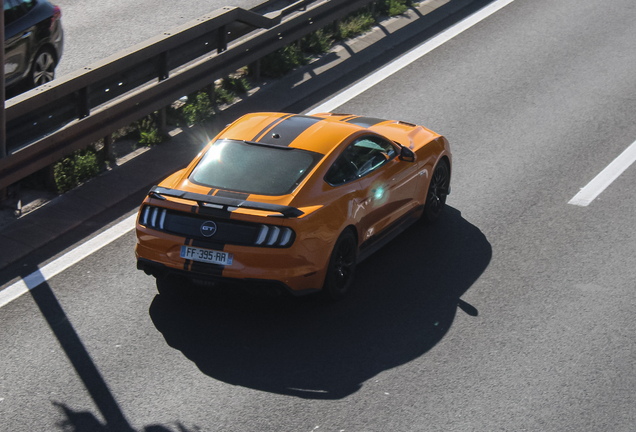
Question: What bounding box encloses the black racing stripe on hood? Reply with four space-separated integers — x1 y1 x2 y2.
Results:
255 115 322 147
345 116 386 128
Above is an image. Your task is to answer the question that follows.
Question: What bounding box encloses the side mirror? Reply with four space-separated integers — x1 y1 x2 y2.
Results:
399 146 415 162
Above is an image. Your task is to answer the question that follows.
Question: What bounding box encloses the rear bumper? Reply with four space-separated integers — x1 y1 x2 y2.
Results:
137 258 319 296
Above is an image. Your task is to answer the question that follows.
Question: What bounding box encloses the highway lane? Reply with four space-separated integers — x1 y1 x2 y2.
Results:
54 0 263 78
2 0 636 430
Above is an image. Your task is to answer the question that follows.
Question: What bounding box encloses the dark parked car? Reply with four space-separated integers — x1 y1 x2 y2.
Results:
4 0 63 90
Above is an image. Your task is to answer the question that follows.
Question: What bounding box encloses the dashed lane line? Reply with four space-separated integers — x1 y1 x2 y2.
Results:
569 139 636 206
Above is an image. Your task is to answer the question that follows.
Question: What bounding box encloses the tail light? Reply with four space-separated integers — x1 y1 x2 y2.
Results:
254 225 294 247
141 206 167 230
50 5 61 31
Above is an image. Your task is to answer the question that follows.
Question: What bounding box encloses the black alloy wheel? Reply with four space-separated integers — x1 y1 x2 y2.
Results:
30 48 56 87
422 159 450 224
322 229 357 301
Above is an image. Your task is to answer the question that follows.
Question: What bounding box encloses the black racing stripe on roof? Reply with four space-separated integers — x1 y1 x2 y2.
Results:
215 190 249 200
255 115 322 147
252 114 292 141
345 117 386 128
207 188 217 196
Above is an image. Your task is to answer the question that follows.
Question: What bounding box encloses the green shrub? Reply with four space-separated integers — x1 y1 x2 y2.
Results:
214 87 235 105
54 147 100 193
378 0 410 16
302 29 334 54
182 92 214 125
134 112 165 145
337 12 375 40
139 129 164 145
53 157 75 193
221 76 251 94
74 151 99 183
260 44 307 78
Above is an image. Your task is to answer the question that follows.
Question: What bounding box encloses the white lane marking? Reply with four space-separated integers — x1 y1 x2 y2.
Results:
569 139 636 206
1 0 518 309
0 214 136 309
307 0 516 115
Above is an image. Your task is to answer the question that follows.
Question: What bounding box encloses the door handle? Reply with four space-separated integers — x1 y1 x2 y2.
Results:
20 32 32 40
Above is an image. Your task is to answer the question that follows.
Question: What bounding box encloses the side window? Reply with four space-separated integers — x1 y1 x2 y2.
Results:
4 0 34 25
4 0 19 26
325 136 398 186
21 0 37 14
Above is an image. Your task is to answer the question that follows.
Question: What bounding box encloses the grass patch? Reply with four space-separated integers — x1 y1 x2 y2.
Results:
337 12 375 40
302 29 334 54
378 0 412 16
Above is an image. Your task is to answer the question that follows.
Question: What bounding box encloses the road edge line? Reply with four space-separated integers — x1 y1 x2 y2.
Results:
0 214 136 308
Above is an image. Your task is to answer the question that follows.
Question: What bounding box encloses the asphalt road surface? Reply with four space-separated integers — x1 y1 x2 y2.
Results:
54 0 264 77
2 0 636 430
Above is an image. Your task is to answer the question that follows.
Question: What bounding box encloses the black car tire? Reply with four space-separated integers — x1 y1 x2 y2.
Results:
29 47 57 88
322 229 357 301
421 159 450 224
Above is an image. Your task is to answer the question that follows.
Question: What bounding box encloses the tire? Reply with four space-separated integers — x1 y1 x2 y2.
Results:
30 47 57 88
421 159 450 224
322 229 357 301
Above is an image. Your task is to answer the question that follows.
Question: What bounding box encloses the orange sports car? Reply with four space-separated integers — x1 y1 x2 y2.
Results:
135 112 451 300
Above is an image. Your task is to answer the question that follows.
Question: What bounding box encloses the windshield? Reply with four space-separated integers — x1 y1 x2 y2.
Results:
190 139 322 196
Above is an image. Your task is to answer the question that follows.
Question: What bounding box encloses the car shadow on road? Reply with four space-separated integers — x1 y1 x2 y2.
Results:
149 206 491 399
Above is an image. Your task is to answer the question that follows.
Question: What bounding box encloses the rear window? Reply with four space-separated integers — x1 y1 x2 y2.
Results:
190 139 323 196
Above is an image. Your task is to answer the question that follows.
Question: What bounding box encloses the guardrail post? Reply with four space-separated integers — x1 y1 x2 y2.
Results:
253 59 261 82
159 107 167 132
217 25 227 53
208 83 217 109
78 87 90 119
159 52 169 81
103 134 114 164
45 164 56 191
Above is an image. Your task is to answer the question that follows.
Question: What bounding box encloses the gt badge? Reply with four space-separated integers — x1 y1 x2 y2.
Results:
200 221 217 237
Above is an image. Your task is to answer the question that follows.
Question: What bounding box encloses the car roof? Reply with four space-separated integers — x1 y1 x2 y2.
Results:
219 112 395 155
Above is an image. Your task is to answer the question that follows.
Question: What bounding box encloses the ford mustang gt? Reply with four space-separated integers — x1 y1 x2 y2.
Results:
135 112 451 300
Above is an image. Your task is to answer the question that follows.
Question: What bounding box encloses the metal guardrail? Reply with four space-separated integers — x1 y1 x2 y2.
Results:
0 0 376 190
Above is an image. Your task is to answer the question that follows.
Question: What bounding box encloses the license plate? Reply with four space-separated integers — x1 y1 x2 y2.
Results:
180 246 233 266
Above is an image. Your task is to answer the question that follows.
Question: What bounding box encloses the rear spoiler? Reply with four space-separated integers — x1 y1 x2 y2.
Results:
147 186 304 218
